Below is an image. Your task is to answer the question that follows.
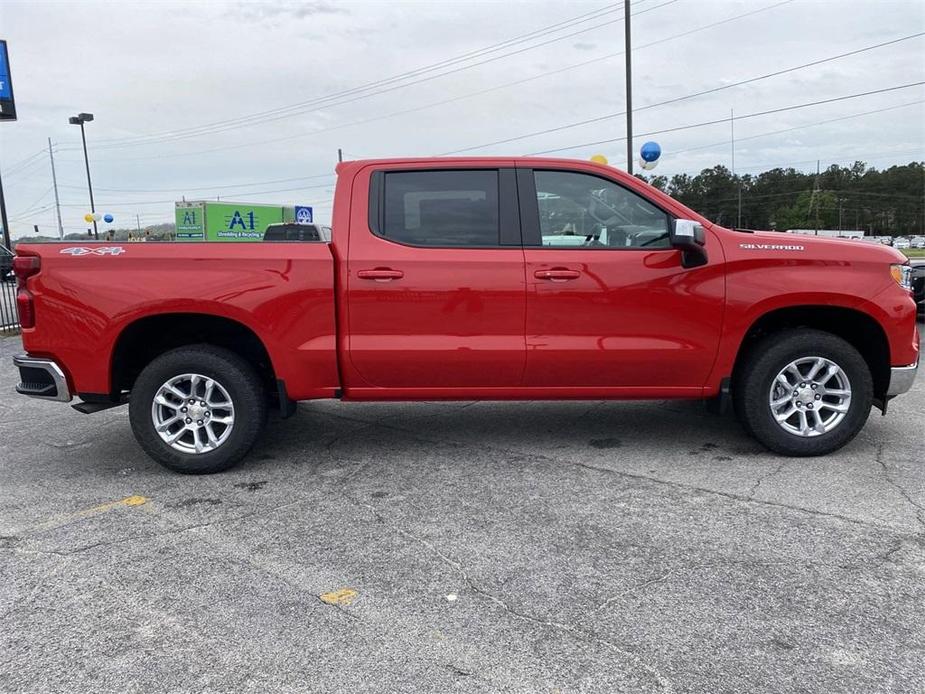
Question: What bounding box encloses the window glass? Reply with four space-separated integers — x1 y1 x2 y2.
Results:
382 170 499 247
262 224 320 242
534 170 670 249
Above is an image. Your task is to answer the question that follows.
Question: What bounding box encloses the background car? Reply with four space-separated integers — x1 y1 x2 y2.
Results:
263 223 331 242
910 258 925 320
0 246 14 282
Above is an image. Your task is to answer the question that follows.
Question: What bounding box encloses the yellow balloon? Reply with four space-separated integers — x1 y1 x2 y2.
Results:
590 154 608 165
83 213 94 223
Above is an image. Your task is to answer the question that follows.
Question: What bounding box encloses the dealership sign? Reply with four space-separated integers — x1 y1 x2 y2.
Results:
295 206 313 224
0 40 16 121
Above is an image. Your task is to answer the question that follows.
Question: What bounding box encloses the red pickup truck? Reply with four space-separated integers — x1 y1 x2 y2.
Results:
12 157 919 473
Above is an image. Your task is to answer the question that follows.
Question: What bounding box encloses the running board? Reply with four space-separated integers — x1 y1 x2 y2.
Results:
72 400 125 414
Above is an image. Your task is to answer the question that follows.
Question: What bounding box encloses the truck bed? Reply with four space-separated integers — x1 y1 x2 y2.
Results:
15 242 340 401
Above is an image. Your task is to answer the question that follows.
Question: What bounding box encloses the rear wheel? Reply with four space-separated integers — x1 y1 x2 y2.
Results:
735 329 872 456
129 345 266 474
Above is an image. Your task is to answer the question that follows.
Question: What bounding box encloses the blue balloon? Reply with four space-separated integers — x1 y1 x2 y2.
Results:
640 141 661 163
103 214 114 223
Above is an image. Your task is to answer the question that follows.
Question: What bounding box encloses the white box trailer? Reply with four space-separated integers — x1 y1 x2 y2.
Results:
786 229 864 240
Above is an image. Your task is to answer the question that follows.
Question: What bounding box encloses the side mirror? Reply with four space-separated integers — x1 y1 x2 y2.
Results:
670 219 708 268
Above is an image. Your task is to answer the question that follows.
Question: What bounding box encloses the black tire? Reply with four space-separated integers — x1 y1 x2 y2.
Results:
129 345 266 474
734 329 872 457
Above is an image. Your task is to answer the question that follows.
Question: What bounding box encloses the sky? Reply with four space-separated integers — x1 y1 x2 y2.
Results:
0 0 923 238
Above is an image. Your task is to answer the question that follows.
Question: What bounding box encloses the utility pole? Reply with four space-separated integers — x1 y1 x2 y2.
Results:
730 109 734 175
136 214 141 234
47 138 64 239
731 108 741 229
813 159 820 232
838 198 843 231
624 0 633 175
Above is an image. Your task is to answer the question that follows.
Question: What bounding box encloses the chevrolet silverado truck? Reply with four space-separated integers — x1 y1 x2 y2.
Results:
11 158 919 474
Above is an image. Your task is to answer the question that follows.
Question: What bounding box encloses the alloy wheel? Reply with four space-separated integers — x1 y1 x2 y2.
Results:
151 373 235 454
768 356 852 437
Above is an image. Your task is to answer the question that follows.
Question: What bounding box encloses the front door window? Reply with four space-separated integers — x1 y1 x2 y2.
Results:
534 170 671 250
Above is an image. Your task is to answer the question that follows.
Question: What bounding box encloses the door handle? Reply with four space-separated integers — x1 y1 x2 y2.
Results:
534 268 580 281
357 268 404 281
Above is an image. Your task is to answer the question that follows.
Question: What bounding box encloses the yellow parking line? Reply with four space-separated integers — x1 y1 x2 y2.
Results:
319 588 358 606
25 495 149 534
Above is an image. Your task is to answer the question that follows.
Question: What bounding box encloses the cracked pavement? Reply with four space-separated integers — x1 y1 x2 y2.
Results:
1 333 923 693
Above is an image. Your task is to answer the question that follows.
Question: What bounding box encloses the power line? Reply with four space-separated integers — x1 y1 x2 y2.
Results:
442 31 925 155
56 183 335 207
56 172 335 194
77 1 674 151
1 148 47 176
2 153 54 188
12 186 54 216
85 2 626 146
731 150 924 174
57 0 801 165
8 202 57 223
670 100 925 157
526 81 925 155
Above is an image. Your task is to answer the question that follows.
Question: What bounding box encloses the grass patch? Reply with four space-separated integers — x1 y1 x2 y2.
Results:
901 248 925 258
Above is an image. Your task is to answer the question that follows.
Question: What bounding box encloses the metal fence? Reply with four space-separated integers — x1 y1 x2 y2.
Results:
1 276 19 335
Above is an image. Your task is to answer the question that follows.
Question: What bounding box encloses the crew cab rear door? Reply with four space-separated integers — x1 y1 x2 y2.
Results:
517 164 725 391
344 164 526 389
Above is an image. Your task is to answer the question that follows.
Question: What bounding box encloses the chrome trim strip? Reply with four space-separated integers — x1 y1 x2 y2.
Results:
12 355 72 402
886 359 919 397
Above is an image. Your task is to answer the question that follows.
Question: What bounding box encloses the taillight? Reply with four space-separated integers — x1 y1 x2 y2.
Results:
17 288 35 328
13 255 40 288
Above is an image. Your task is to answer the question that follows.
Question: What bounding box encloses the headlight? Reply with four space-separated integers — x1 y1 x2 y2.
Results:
890 263 913 291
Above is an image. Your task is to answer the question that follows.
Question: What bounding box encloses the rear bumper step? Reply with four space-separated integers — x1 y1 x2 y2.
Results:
13 355 72 402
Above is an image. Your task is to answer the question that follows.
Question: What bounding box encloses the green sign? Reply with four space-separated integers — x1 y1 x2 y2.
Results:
175 203 205 239
205 202 284 242
175 201 288 242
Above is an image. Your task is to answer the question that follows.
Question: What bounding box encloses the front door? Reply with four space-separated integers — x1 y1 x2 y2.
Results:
519 166 725 391
346 166 527 389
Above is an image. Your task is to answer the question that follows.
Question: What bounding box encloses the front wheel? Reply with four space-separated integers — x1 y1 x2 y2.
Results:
129 345 266 474
735 329 873 456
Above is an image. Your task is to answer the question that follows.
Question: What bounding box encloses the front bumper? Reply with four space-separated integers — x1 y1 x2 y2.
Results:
13 355 72 402
886 359 919 397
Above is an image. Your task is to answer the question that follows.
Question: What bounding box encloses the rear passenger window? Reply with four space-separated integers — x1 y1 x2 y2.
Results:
382 170 499 247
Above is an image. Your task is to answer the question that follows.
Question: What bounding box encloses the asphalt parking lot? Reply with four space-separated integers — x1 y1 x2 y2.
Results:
1 334 922 694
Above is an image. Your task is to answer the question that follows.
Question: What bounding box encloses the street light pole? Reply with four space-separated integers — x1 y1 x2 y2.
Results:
624 0 633 175
69 113 97 239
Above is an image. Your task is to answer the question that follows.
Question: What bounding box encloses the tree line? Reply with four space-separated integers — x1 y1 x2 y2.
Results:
639 161 924 235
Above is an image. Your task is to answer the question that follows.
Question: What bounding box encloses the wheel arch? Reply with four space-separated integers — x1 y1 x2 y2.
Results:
731 305 891 399
110 312 278 400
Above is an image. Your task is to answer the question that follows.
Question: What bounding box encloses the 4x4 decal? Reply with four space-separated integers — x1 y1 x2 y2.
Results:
59 246 125 256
